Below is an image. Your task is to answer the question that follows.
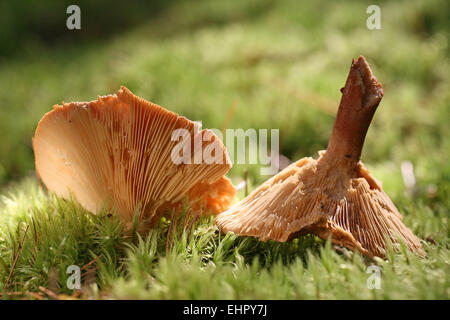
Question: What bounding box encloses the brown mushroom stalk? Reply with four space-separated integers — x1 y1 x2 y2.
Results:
215 56 425 258
33 87 236 231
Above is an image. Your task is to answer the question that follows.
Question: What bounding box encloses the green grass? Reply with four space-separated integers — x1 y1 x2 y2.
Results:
0 179 448 299
0 181 450 299
0 0 449 299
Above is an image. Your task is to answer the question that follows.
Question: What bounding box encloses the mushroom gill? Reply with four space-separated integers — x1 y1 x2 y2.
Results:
215 56 425 258
33 86 236 230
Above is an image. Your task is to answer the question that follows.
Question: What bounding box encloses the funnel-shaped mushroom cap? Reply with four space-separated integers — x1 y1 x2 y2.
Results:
215 56 424 258
33 87 236 228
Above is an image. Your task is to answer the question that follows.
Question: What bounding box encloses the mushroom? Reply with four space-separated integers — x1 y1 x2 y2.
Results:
215 56 425 258
33 86 236 230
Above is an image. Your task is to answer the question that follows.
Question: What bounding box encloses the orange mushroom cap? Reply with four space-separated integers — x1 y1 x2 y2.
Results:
33 86 236 229
215 56 425 258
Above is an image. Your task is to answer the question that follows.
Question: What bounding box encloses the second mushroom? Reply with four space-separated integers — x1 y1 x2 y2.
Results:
215 56 425 258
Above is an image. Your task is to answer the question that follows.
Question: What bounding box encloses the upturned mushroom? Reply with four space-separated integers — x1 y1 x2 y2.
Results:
33 86 236 230
215 56 425 258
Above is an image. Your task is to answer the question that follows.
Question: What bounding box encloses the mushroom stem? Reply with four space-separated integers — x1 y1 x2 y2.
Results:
326 56 384 162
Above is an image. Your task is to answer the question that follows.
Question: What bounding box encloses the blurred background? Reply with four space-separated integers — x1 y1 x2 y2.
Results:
0 0 448 207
